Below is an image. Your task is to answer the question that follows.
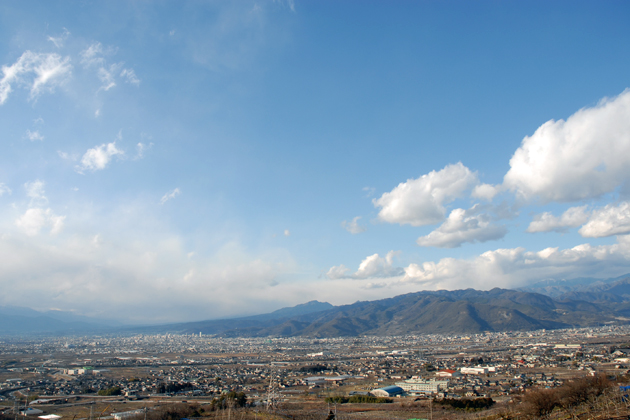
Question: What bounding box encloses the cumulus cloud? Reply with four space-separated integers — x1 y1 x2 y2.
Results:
504 90 630 203
284 229 291 237
327 251 404 280
341 216 367 234
25 129 44 141
526 206 589 233
77 142 124 172
402 238 630 290
579 201 630 238
416 205 507 248
471 183 500 201
0 50 71 104
160 188 181 204
374 163 478 227
15 208 65 236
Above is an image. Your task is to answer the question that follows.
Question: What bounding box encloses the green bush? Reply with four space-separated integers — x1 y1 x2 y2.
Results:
97 386 122 396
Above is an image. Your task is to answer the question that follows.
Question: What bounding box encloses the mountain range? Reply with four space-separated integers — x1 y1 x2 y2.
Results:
3 274 630 337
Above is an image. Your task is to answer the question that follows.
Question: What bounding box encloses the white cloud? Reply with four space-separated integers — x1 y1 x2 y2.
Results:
47 28 70 48
0 183 11 197
25 129 44 141
0 232 299 323
160 188 181 204
504 89 630 203
80 42 139 92
401 238 630 290
327 251 404 280
135 142 151 159
24 180 47 205
326 264 350 279
579 201 630 238
527 206 589 233
97 64 119 91
0 50 72 104
284 229 290 237
416 205 507 248
272 0 295 12
341 216 367 234
80 42 106 67
471 183 499 201
58 150 78 161
78 142 124 172
374 162 478 227
15 208 65 236
120 68 140 85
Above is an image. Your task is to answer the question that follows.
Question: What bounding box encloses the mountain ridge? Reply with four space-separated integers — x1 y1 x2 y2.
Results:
4 279 630 337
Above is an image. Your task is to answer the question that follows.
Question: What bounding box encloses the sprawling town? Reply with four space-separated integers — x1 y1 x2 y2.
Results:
2 326 630 420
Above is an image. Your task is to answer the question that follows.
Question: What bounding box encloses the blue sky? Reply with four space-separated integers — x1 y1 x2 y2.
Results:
2 1 630 323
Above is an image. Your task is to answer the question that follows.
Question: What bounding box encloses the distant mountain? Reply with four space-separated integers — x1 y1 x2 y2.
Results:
555 276 630 303
0 305 122 335
131 300 335 336
5 284 630 337
130 288 625 338
518 274 630 297
244 300 333 321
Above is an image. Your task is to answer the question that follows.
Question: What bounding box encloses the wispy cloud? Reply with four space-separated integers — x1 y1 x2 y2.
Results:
341 216 367 234
0 183 11 197
80 42 140 92
24 129 44 141
47 28 71 48
160 188 181 204
0 51 72 104
135 142 152 159
24 180 47 206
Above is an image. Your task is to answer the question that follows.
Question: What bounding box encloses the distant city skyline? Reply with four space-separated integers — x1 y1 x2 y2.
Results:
1 1 630 323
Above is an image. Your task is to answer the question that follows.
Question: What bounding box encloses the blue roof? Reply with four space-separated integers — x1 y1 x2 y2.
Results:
380 386 403 393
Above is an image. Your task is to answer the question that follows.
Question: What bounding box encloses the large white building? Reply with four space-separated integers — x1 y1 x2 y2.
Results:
394 378 449 395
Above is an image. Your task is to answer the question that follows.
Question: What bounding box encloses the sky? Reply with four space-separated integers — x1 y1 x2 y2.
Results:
1 1 630 324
